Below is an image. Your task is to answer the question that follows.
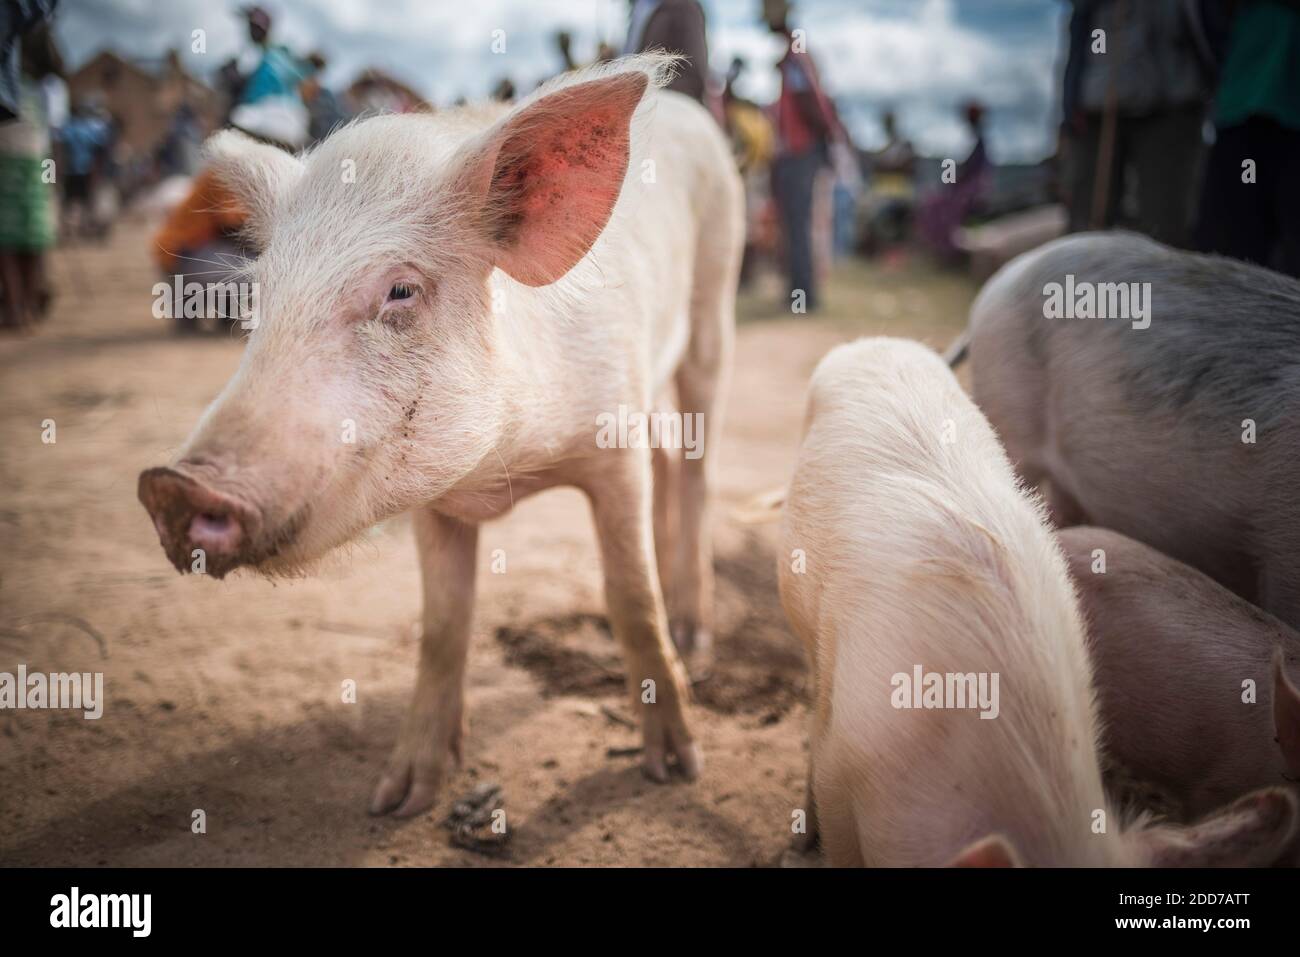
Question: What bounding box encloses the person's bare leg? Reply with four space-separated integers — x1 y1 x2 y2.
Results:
0 251 27 328
24 252 51 321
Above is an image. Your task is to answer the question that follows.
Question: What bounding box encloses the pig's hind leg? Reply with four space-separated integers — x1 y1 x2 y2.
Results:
651 425 682 642
369 509 479 817
668 204 740 677
585 454 700 782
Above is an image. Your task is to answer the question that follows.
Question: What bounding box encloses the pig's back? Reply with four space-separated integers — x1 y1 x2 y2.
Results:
976 232 1300 428
970 232 1300 594
786 338 1121 865
611 90 743 391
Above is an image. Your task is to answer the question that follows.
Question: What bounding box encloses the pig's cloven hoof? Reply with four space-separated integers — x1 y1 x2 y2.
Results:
639 703 702 783
369 761 449 819
369 733 461 818
640 740 703 783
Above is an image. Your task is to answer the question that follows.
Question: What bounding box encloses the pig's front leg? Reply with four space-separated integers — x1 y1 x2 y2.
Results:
369 509 478 817
586 455 701 782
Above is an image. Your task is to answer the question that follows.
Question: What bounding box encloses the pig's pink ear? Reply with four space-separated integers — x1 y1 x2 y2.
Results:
1273 648 1300 778
949 834 1021 867
1141 788 1297 867
463 70 650 286
204 129 304 250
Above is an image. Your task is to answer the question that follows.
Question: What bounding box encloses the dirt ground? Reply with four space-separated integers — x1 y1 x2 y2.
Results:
0 220 972 866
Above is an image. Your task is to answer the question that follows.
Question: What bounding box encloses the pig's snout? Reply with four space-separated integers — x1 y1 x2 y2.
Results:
138 465 258 577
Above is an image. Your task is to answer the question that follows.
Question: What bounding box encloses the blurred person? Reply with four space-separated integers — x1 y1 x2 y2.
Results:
917 101 991 261
55 97 109 238
554 30 578 72
156 101 202 177
216 56 245 123
1 0 56 121
216 6 310 150
1195 0 1300 277
828 127 860 258
87 107 123 238
299 52 349 144
0 11 59 331
863 110 917 254
763 0 838 312
236 5 307 106
722 56 775 286
723 58 774 174
623 0 709 103
490 76 516 102
553 30 618 74
1061 0 1214 246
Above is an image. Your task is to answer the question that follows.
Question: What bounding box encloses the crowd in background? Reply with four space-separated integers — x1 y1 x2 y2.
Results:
2 0 1299 334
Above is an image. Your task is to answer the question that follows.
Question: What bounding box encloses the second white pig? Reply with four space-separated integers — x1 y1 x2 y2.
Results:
778 337 1297 866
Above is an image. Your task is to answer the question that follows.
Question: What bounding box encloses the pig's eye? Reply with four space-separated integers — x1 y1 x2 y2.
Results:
387 282 416 302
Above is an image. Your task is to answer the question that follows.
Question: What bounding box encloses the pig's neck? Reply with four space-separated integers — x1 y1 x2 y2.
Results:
432 286 631 524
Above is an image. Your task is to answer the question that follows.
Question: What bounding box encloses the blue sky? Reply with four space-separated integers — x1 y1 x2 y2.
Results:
58 0 1070 162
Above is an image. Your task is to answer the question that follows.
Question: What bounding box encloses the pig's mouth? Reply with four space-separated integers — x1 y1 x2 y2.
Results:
138 466 310 580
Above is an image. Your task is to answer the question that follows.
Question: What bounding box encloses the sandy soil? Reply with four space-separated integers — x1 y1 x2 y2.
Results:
0 221 971 866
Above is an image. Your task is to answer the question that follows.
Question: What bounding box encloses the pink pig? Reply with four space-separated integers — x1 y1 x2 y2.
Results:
779 337 1297 866
138 56 744 816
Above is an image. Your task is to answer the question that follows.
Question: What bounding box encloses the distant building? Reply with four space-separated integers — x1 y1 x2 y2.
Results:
68 50 222 165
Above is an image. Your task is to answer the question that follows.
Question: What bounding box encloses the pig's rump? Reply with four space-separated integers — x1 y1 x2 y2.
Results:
968 231 1300 606
782 339 1120 866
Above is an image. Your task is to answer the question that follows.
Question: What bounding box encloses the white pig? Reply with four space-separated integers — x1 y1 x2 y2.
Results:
778 336 1297 866
1058 526 1300 821
137 56 744 816
968 231 1300 628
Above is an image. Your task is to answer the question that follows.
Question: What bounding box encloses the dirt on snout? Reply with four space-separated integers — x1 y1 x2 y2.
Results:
0 221 971 866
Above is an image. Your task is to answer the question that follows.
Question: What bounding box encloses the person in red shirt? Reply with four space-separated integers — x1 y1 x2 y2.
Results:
764 0 837 312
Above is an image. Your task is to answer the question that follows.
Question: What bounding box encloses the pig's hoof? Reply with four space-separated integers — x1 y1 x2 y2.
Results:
368 759 450 818
640 722 702 783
